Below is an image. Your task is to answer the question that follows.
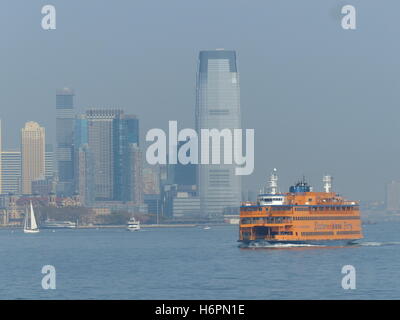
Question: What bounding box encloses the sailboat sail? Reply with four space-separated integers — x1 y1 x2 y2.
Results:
23 202 39 233
30 202 38 230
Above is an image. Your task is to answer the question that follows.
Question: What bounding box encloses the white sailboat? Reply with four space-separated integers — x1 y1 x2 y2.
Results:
23 202 40 234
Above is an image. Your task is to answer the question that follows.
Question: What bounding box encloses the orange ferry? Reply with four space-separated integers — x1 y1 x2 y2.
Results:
239 169 363 245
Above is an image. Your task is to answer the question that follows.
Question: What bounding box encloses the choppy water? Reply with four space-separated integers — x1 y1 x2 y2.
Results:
0 222 399 299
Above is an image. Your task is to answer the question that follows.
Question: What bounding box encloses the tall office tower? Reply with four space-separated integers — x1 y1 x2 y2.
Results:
195 50 242 217
76 143 94 205
45 144 54 179
74 114 88 148
86 109 139 202
73 114 88 196
386 181 400 212
1 147 52 195
114 114 139 201
128 143 143 204
56 88 75 196
1 150 21 194
21 121 45 194
86 109 119 201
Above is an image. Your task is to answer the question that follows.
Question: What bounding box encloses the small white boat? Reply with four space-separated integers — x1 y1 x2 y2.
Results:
42 219 77 229
203 226 211 230
127 217 140 231
24 202 40 234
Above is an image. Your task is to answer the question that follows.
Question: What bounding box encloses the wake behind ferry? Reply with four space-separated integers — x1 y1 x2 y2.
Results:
239 169 363 246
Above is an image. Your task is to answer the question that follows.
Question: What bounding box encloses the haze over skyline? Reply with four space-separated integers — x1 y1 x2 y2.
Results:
1 0 400 201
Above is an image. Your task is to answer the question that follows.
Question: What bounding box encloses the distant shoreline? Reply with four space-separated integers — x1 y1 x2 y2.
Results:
0 223 237 230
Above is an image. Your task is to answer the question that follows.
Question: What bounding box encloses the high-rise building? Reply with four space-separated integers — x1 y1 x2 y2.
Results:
1 146 53 195
74 114 88 148
113 114 139 201
76 143 94 205
195 50 242 217
56 88 75 196
73 114 88 197
86 109 118 201
86 109 140 202
128 143 143 204
1 150 21 194
21 121 45 194
386 181 400 212
45 144 55 179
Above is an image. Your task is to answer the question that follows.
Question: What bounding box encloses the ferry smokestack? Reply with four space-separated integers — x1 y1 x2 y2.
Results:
267 168 279 194
323 175 333 193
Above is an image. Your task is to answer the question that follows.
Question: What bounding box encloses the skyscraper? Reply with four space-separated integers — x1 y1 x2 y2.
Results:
45 144 55 179
1 147 53 195
1 150 21 194
86 109 118 201
113 114 139 201
74 114 88 148
21 121 45 194
76 143 94 205
128 143 143 204
56 88 75 196
86 109 140 202
73 114 89 201
195 50 241 217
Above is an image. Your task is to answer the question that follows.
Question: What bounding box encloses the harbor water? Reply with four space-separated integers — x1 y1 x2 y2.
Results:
0 222 399 299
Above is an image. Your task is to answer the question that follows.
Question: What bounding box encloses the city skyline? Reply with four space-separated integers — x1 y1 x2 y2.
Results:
4 1 400 202
1 0 400 303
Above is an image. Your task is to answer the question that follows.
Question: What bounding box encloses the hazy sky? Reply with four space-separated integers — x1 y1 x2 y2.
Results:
1 0 400 201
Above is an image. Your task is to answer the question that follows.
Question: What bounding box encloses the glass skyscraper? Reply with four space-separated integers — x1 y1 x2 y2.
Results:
86 109 139 202
195 50 242 217
56 88 75 196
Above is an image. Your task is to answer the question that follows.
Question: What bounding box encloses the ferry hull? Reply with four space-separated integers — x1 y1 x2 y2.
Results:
239 239 360 247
